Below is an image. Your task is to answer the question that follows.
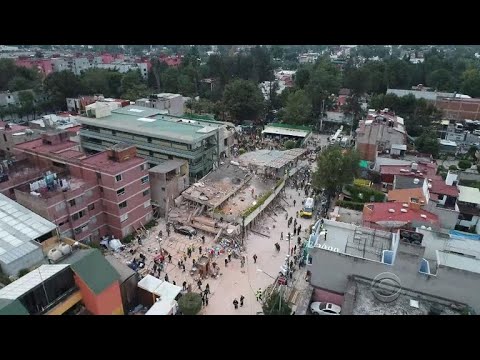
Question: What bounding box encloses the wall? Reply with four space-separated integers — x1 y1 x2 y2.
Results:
425 201 459 229
309 239 480 313
74 274 123 315
458 171 480 182
0 243 44 277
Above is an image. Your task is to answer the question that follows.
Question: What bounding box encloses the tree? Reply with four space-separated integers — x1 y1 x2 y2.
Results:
427 69 453 91
461 69 480 98
223 79 264 122
177 292 202 315
294 67 310 89
313 146 360 196
17 90 36 120
284 140 296 150
44 71 83 110
415 130 439 157
281 89 312 125
449 165 458 171
306 59 341 117
120 70 149 100
262 290 292 315
458 160 472 170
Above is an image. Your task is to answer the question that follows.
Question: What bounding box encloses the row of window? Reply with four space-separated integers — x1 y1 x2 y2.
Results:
115 173 149 183
118 189 150 210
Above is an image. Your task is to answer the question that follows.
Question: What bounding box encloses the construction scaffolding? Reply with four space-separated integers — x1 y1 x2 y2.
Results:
345 227 392 261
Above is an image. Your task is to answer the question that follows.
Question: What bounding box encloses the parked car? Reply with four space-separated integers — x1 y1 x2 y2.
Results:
174 225 197 236
310 302 342 315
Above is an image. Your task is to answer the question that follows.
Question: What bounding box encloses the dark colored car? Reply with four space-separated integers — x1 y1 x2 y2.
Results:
174 225 197 236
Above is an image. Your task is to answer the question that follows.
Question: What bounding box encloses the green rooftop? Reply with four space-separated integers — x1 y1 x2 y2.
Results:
267 123 312 131
67 249 120 295
0 298 29 315
79 106 219 144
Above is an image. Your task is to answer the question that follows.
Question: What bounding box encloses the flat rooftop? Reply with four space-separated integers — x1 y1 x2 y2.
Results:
238 149 307 169
262 125 310 138
0 194 56 265
458 185 480 204
351 277 464 315
437 250 480 274
81 151 146 175
149 159 186 174
78 105 218 144
0 264 68 300
310 219 392 262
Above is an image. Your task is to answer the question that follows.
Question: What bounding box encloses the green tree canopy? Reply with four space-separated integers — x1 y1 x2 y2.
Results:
44 70 84 110
262 290 292 315
415 130 439 157
177 292 202 315
223 79 264 122
281 89 312 125
313 146 360 196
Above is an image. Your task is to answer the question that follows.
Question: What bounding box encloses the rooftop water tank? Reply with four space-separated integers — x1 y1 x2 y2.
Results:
58 243 72 256
48 248 63 263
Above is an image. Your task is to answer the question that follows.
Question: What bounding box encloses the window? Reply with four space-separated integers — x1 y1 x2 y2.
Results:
115 174 122 182
119 201 127 209
6 147 9 151
96 172 101 180
117 188 125 196
143 189 150 197
72 209 87 221
161 187 165 191
3 134 7 142
52 161 67 169
88 203 95 211
140 163 147 171
461 213 474 221
147 137 152 143
90 216 97 224
168 155 173 160
224 138 228 146
141 176 149 184
120 213 129 223
144 200 151 208
58 220 67 227
68 198 76 207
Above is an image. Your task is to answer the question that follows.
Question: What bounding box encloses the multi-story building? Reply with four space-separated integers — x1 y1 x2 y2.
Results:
13 132 153 241
355 109 407 162
135 93 185 116
78 105 223 181
149 160 189 217
15 57 53 77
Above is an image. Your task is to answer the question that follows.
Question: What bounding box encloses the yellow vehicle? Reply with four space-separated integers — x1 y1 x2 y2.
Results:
300 197 314 218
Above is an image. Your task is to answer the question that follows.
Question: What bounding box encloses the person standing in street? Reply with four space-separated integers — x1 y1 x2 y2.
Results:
253 254 257 263
199 246 202 254
293 199 296 207
202 235 205 244
280 232 283 241
225 258 228 267
240 295 245 307
233 298 239 309
168 254 172 263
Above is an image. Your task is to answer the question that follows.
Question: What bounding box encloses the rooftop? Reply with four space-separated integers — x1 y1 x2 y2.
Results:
387 188 426 204
380 162 437 179
437 250 480 274
0 264 69 300
78 106 218 144
0 121 29 133
310 219 392 262
149 159 186 174
458 185 480 204
15 138 79 154
350 277 464 315
374 155 433 171
238 149 307 169
363 202 438 227
81 151 145 175
430 178 459 197
262 124 311 138
394 175 425 190
0 194 56 265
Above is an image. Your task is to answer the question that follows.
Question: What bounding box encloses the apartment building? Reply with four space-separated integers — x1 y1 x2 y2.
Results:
355 109 407 162
78 105 223 181
14 132 152 241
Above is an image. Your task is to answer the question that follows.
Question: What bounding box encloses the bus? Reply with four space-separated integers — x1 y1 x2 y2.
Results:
300 197 315 218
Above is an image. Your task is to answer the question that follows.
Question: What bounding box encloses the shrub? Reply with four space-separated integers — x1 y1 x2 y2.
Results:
18 269 30 278
436 165 446 174
239 148 246 155
242 190 273 218
284 140 296 150
449 165 458 171
144 219 157 230
458 160 472 170
178 292 202 315
336 200 365 211
262 290 292 315
123 234 135 243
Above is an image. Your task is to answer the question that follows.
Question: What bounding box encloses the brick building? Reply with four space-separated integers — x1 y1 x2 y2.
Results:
355 109 407 162
13 132 153 242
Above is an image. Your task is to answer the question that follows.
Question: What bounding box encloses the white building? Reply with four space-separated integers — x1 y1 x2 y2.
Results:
135 93 185 116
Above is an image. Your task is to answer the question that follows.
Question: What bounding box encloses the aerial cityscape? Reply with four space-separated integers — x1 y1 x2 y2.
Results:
0 44 479 315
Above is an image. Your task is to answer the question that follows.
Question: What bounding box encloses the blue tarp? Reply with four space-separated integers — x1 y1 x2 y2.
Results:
449 230 480 241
